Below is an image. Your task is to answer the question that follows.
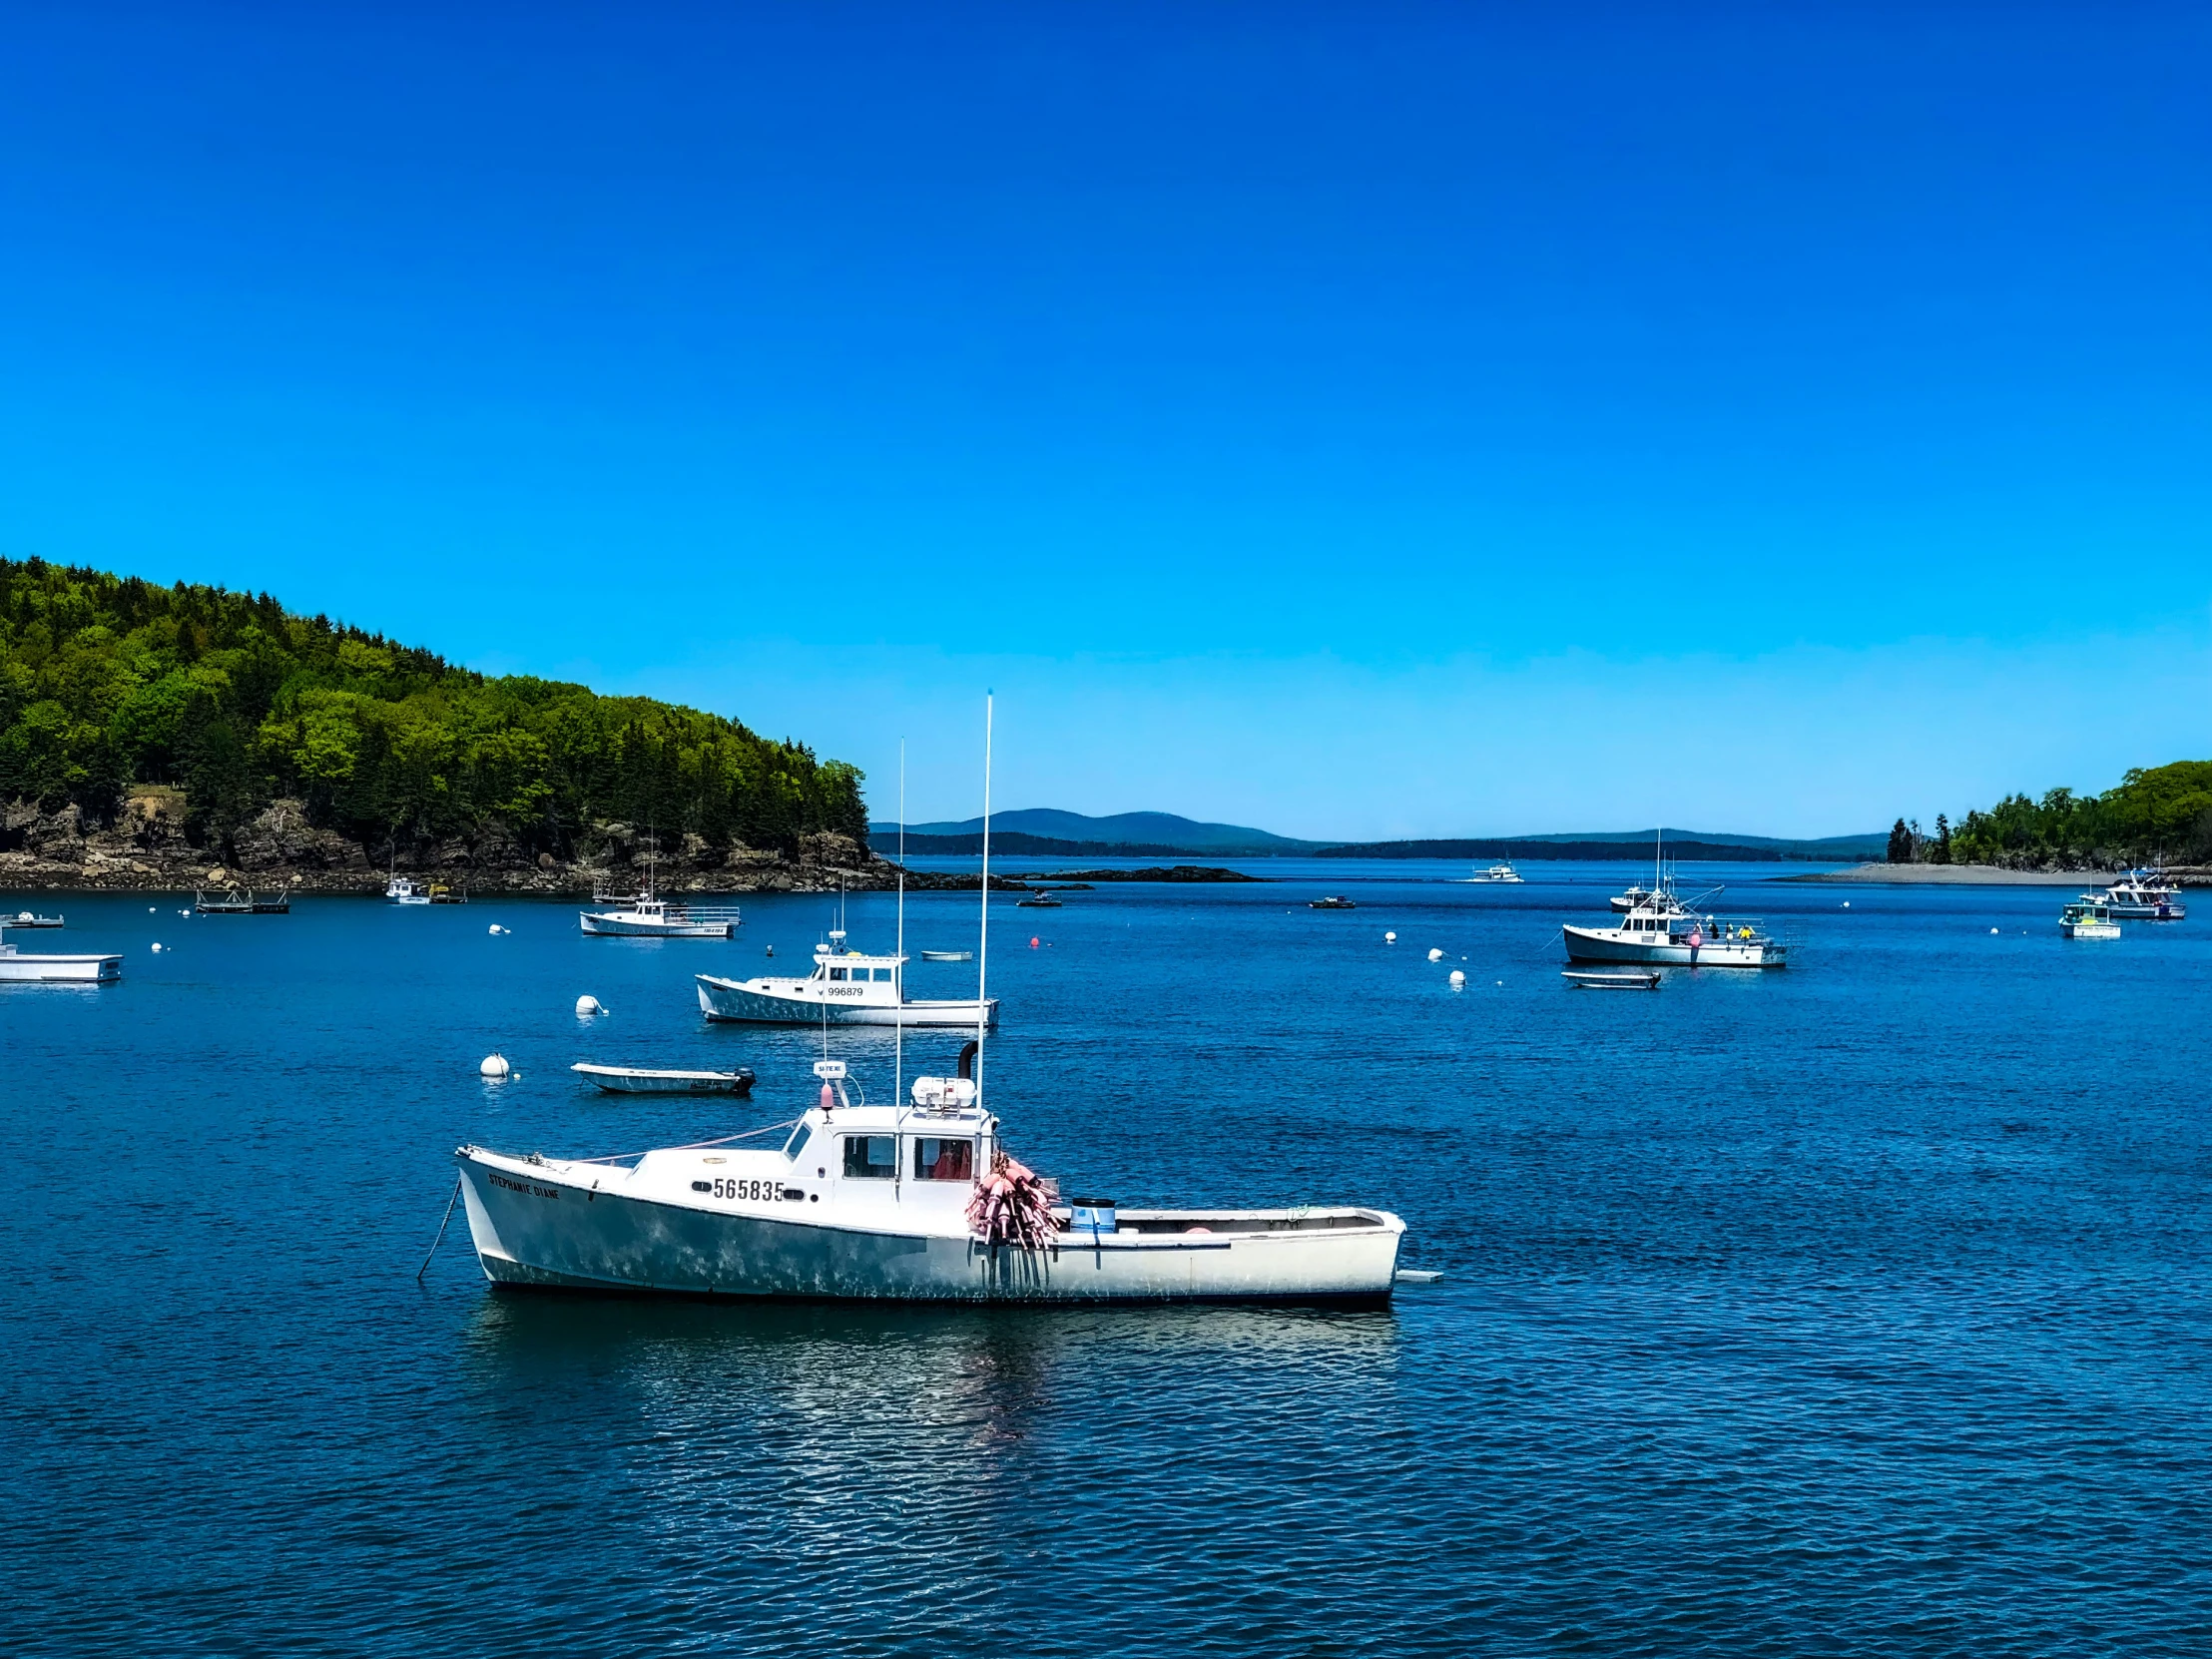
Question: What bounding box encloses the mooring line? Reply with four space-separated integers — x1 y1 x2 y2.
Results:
415 1171 462 1282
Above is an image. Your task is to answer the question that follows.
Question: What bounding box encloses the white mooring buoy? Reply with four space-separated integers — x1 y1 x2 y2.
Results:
480 1053 511 1079
1448 969 1466 987
151 942 164 952
1384 931 1396 943
1427 947 1444 961
575 994 603 1017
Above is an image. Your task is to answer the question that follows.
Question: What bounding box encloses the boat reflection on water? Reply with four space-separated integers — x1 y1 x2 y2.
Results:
458 1291 1400 1462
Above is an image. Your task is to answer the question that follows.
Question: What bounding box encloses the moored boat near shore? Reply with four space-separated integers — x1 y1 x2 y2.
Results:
2095 868 2185 921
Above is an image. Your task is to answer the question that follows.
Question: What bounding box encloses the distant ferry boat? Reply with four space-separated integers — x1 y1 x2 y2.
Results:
1466 862 1523 883
696 930 998 1027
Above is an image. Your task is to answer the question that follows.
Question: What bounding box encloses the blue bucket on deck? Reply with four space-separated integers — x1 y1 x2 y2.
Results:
1069 1198 1117 1234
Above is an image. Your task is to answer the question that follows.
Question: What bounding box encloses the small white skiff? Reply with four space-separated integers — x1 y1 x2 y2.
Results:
571 1062 757 1095
1562 969 1661 989
0 922 121 983
696 929 997 1028
456 1070 1403 1304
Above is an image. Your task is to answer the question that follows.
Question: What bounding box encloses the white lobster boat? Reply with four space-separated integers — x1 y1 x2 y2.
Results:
696 929 997 1027
0 921 122 983
455 1064 1403 1304
1562 885 1786 967
581 895 739 938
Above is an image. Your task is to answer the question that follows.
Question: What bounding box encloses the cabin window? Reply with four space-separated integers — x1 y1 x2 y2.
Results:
782 1122 813 1161
841 1136 897 1179
913 1138 974 1181
871 968 892 982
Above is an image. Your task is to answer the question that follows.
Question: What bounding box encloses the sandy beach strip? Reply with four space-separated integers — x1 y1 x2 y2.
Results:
1786 862 2116 885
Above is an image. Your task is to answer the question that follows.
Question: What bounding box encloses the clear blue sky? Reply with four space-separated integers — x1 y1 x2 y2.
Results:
2 2 2205 836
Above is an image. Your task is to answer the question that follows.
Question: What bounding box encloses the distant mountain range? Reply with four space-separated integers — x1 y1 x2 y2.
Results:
874 810 1323 856
869 810 1887 861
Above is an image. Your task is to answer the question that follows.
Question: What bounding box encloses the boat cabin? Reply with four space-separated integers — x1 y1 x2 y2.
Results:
619 1084 996 1235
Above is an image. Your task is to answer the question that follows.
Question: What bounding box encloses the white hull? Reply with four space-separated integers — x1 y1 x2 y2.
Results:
2103 902 2183 920
0 951 122 982
1561 924 1785 967
696 975 998 1027
581 911 734 937
571 1063 754 1095
456 1146 1401 1303
2061 921 2121 938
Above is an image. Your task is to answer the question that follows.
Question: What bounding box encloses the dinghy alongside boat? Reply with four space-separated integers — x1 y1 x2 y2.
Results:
1562 969 1661 989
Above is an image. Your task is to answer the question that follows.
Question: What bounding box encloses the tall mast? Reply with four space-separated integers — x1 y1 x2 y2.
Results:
975 693 992 1107
895 739 905 1113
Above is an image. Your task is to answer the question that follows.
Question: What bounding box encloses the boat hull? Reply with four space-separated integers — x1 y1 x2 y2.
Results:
2104 902 2184 920
695 975 999 1027
456 1149 1400 1304
1561 925 1786 967
571 1064 755 1095
0 952 122 982
2061 922 2121 938
581 912 734 937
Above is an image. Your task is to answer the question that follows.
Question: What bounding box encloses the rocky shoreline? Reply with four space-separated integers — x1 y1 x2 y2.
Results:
0 792 1027 897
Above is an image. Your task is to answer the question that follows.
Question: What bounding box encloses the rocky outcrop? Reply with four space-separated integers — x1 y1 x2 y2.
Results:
232 800 369 872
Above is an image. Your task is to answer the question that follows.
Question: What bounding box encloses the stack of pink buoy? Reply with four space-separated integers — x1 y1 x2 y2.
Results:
967 1149 1059 1250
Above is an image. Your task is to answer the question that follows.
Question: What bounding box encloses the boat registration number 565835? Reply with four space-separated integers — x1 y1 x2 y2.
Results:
695 1177 775 1201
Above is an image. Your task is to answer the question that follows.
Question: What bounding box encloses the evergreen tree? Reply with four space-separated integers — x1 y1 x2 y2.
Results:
1887 818 1912 863
0 557 868 858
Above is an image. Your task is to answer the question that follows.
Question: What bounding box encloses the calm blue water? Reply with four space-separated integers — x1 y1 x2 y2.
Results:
7 866 2212 1656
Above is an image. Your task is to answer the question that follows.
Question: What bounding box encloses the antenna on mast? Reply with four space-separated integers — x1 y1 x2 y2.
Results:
975 693 992 1108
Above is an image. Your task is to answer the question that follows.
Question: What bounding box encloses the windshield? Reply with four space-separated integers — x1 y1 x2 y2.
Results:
782 1122 813 1161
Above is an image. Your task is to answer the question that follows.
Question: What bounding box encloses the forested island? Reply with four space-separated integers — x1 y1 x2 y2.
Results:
0 557 889 892
1884 761 2212 869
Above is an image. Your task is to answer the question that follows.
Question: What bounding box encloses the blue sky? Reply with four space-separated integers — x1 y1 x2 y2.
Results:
2 2 2206 836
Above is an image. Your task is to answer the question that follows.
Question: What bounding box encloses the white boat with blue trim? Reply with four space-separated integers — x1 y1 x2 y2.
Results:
0 920 122 983
695 929 996 1027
